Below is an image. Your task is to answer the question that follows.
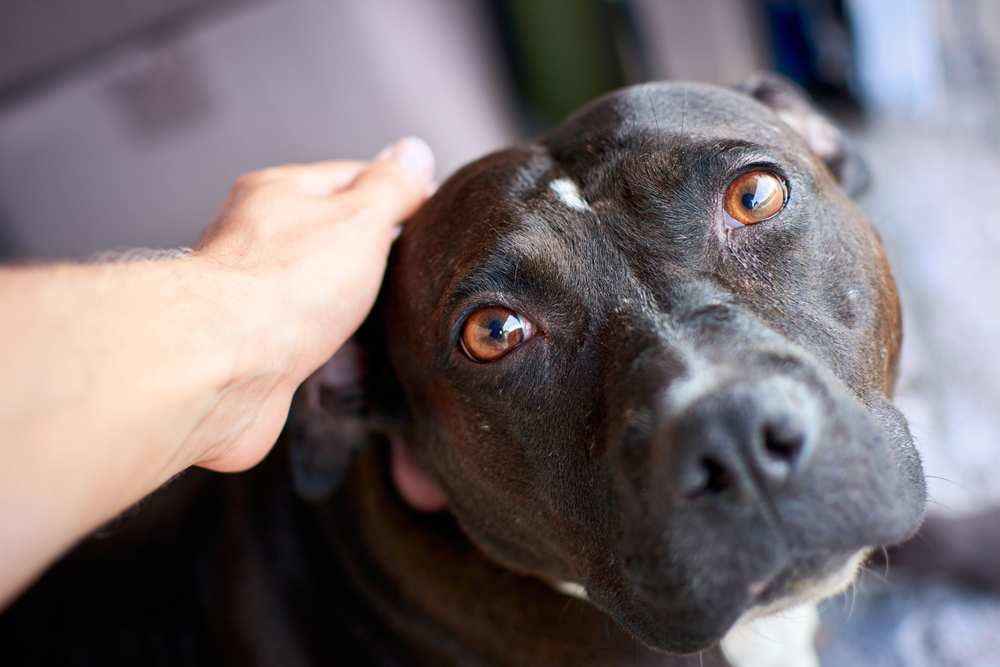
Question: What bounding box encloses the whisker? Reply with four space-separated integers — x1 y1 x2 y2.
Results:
922 493 957 516
845 579 859 622
557 594 574 622
858 564 889 585
924 475 970 492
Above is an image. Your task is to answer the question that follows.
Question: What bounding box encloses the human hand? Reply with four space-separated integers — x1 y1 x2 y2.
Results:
0 139 434 607
190 137 435 472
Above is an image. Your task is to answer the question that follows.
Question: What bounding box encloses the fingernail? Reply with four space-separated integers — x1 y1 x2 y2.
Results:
374 136 435 183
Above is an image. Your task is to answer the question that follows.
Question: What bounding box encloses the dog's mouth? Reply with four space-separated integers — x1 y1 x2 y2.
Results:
737 546 870 622
538 543 869 656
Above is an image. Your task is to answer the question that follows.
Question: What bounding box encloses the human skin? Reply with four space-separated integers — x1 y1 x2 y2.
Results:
0 137 435 609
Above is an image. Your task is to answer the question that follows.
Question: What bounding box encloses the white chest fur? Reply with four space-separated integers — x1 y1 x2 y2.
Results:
720 603 820 667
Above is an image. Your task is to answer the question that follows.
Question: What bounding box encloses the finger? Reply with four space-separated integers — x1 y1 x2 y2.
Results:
370 136 436 185
339 137 436 230
239 161 368 197
279 161 369 196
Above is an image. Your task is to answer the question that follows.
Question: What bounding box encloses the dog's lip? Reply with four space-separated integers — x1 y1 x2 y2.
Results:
741 547 870 619
617 548 870 630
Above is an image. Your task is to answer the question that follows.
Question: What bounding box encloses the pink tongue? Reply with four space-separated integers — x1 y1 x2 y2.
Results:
390 439 448 513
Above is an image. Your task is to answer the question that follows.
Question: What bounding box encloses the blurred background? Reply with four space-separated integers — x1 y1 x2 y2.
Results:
0 0 996 664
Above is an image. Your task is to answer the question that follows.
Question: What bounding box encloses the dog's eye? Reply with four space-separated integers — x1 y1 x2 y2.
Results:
723 171 787 228
460 307 532 362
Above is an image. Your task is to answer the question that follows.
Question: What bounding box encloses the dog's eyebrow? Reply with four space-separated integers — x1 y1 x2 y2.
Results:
698 139 790 169
449 259 542 302
447 244 568 307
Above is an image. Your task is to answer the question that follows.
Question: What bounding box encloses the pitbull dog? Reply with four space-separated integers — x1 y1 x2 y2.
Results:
0 74 925 666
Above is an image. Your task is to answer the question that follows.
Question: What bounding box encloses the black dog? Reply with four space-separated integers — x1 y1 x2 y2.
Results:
0 74 925 666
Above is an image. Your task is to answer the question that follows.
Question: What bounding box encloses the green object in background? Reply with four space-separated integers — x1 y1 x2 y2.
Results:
498 0 629 127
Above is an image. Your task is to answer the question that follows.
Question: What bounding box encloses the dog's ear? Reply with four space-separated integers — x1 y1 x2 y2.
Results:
288 337 378 502
735 72 870 196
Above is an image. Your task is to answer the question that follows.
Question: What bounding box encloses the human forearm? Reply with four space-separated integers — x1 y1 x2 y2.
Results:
0 258 253 605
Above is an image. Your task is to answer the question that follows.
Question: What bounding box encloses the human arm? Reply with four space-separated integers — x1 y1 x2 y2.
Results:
0 138 434 608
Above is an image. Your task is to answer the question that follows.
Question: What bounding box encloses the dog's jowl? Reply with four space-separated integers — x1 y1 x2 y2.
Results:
1 75 925 667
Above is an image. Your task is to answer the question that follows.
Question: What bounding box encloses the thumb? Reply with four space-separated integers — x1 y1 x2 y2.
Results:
341 137 436 231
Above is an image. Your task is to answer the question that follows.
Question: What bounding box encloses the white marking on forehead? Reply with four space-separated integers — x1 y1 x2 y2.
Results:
549 177 592 212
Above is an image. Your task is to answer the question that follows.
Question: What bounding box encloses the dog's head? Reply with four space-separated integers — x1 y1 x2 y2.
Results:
293 75 925 654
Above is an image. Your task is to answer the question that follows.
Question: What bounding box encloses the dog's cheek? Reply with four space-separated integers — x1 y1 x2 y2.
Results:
389 436 449 513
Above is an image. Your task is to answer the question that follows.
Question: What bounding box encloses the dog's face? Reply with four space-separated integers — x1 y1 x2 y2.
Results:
317 78 926 655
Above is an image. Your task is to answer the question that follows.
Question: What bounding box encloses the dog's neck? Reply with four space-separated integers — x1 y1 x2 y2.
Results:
327 443 726 667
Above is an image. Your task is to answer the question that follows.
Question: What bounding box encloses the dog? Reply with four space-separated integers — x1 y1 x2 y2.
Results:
0 74 925 666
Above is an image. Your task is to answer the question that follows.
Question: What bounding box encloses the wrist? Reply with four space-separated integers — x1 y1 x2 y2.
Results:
181 255 304 471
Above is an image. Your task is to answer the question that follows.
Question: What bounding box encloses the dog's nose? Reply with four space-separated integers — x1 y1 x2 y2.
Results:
663 379 816 505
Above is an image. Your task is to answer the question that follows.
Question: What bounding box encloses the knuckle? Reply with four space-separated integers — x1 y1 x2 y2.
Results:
370 158 413 186
235 167 281 189
355 165 417 205
233 172 262 190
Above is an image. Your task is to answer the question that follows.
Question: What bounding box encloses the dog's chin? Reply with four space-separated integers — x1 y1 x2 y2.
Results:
389 438 449 513
562 547 871 655
609 604 738 655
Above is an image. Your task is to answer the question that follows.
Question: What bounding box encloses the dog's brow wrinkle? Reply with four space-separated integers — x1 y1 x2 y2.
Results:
549 177 592 212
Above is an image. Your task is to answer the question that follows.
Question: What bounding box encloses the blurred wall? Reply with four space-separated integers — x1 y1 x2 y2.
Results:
632 0 772 86
0 0 266 98
0 0 517 259
845 0 1000 515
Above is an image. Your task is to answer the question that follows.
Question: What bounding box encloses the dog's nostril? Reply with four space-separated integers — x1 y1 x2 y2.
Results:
763 424 804 464
678 457 733 500
700 458 731 494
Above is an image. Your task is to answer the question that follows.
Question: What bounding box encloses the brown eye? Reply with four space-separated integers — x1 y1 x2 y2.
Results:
460 307 532 362
723 171 787 228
